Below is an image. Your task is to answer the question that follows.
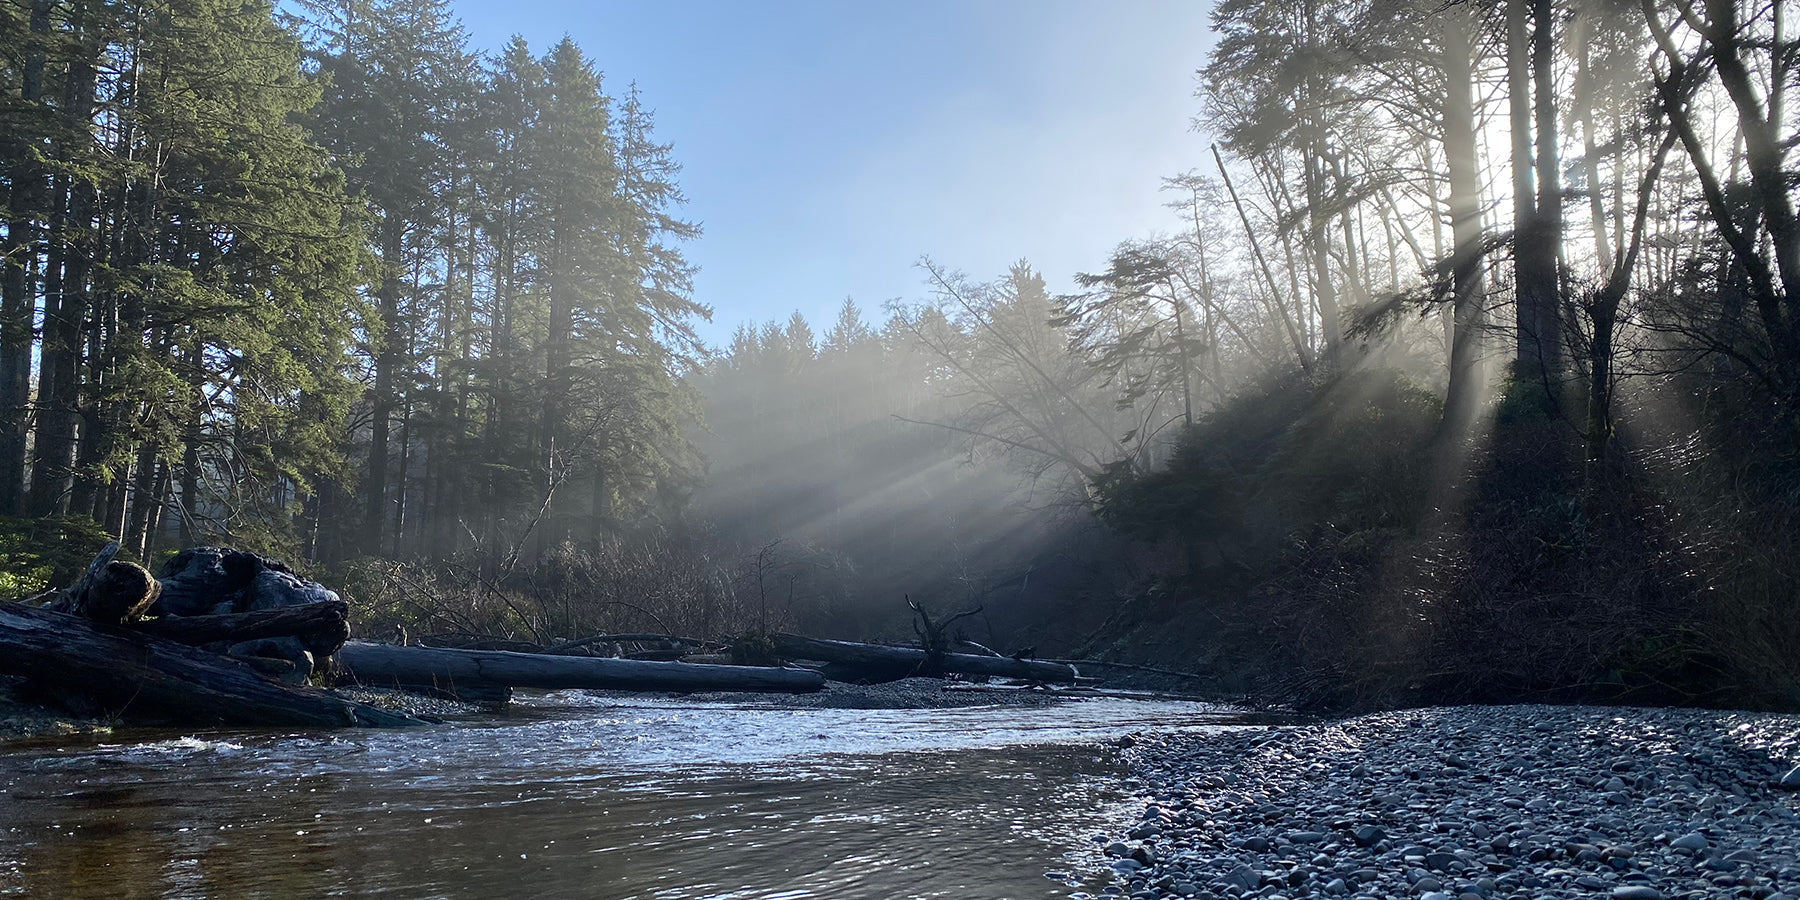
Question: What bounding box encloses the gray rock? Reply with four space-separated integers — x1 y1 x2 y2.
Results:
1352 825 1386 847
1224 864 1260 891
1285 831 1327 843
1780 766 1800 791
1611 888 1663 900
1425 852 1461 871
1670 832 1709 852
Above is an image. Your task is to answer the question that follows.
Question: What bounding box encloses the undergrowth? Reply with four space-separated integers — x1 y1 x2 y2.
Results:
1084 364 1800 713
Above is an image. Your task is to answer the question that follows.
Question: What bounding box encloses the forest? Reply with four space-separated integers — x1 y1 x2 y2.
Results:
3 0 1800 712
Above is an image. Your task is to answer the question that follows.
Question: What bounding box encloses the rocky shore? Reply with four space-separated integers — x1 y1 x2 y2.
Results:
1090 706 1800 900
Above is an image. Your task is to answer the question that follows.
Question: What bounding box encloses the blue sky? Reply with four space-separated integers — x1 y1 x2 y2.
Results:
452 0 1218 347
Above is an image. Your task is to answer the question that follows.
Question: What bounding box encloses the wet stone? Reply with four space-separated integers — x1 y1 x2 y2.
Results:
1670 833 1709 852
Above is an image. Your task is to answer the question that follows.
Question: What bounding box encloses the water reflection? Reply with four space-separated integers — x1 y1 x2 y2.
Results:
1 696 1237 899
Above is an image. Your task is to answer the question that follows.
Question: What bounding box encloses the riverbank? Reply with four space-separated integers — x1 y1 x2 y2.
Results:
0 676 112 741
1091 705 1800 900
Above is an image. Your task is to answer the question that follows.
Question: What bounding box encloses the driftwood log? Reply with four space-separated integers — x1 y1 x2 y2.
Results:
336 641 826 698
0 603 422 728
770 633 1079 684
138 600 351 658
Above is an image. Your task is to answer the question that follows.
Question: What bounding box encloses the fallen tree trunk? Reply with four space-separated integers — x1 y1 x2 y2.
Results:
0 603 423 728
135 600 351 657
335 642 827 696
541 633 709 656
769 633 1079 683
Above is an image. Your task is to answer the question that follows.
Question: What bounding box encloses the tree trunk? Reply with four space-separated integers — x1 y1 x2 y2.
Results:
1530 0 1565 379
335 641 828 695
365 218 404 553
1305 145 1341 366
0 0 55 515
27 8 97 520
1705 0 1800 338
1507 0 1542 374
769 633 1079 683
1441 7 1488 436
139 601 351 657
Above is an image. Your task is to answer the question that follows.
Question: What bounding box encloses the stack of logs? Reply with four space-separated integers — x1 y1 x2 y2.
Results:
1 543 419 727
1 544 1081 728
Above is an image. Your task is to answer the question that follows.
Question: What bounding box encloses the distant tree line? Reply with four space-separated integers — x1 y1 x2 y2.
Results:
0 0 704 567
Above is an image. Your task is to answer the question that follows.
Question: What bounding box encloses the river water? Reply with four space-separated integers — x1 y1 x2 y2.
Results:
0 691 1244 899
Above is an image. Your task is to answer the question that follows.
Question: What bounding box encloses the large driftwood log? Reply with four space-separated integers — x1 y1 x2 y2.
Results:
336 641 826 695
0 603 423 728
136 600 351 657
770 633 1079 684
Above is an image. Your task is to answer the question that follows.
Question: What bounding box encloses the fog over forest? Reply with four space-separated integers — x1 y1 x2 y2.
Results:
4 0 1800 710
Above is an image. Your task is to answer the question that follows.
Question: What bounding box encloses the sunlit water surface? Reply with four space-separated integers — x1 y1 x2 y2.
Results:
0 693 1245 899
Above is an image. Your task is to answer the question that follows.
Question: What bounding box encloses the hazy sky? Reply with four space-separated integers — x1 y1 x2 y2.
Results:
452 0 1218 347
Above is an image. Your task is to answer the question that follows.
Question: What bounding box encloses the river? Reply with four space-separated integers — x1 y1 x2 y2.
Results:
0 691 1247 899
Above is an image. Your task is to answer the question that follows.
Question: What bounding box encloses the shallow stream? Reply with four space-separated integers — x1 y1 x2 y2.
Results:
0 692 1244 899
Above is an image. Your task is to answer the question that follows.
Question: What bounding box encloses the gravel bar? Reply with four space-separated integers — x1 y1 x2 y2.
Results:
1089 705 1800 900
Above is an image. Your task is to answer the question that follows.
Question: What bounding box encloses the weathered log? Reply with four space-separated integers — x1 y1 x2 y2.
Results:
44 543 161 626
0 603 423 727
154 546 333 617
542 633 707 655
416 633 544 653
769 633 1079 684
137 600 351 657
335 641 826 695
